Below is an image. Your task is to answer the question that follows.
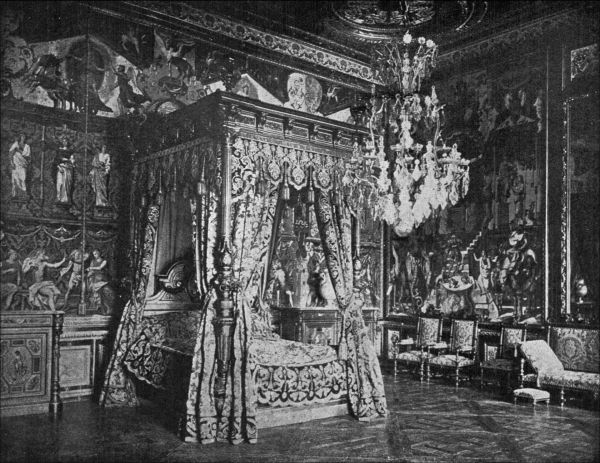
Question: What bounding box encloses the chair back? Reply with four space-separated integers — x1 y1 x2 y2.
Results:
499 326 527 359
449 319 478 353
416 316 443 347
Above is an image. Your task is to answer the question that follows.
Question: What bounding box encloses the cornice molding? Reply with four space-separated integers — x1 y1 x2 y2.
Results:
124 1 379 83
436 8 584 70
84 2 586 88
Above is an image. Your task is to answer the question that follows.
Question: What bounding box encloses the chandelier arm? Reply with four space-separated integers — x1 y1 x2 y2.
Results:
432 113 442 148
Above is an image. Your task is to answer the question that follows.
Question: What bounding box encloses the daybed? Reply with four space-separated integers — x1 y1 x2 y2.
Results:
519 325 599 406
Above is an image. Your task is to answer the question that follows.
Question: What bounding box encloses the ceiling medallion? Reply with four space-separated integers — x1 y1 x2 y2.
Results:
329 1 489 44
334 1 435 28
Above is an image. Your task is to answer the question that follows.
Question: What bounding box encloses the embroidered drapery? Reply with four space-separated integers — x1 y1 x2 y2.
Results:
314 189 388 420
100 139 217 406
100 162 158 406
182 182 279 444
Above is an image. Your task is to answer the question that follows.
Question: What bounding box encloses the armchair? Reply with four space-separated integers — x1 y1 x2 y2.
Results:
480 326 527 391
395 316 443 382
428 319 479 388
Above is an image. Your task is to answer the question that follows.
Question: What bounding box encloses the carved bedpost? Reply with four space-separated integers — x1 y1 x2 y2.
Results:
213 131 235 406
351 210 362 291
49 312 64 418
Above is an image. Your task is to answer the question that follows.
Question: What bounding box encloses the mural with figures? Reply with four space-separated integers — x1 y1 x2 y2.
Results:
1 5 360 122
0 224 121 314
0 111 130 315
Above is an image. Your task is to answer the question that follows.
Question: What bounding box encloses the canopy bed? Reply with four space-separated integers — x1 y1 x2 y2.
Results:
99 92 387 444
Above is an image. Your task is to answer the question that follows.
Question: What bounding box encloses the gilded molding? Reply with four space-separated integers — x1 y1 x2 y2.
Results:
437 10 580 70
128 1 378 83
118 1 580 87
561 100 569 314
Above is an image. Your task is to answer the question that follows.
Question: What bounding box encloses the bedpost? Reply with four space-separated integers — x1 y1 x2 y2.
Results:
213 131 235 405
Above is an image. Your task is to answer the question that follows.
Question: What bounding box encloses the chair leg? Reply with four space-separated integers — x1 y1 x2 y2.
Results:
480 367 484 389
560 387 565 408
426 361 431 383
419 360 424 382
455 365 459 389
394 357 397 378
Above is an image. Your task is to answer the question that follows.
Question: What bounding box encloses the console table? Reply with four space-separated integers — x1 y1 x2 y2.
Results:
1 311 64 417
270 306 378 346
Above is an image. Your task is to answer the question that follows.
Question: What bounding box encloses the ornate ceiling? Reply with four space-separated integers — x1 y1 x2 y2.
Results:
3 1 597 118
200 1 591 63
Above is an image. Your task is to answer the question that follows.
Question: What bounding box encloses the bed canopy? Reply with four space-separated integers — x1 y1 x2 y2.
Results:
99 92 387 444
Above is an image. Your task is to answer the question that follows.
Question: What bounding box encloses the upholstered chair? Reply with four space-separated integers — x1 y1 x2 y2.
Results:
428 318 479 388
395 316 444 382
480 326 527 391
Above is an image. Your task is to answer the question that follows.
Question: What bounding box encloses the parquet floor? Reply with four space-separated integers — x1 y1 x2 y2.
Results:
2 370 599 463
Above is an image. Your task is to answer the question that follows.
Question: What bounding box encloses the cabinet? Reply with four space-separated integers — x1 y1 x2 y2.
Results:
0 311 63 417
271 306 378 346
60 315 110 400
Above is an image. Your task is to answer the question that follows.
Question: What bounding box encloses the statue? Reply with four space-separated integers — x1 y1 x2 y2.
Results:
89 145 111 207
54 138 75 204
9 134 31 198
266 259 291 307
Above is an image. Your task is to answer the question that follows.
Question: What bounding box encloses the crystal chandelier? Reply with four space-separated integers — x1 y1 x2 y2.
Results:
373 31 438 96
361 31 476 237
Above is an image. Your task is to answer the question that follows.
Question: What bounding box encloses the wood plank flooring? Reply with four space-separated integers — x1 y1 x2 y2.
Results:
1 370 599 462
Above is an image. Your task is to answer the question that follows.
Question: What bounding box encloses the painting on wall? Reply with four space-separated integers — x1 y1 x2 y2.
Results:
0 222 123 315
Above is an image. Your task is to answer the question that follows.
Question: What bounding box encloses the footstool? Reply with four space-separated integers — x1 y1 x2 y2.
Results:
513 388 550 406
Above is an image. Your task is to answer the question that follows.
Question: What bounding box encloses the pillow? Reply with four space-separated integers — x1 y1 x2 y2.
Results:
519 340 564 374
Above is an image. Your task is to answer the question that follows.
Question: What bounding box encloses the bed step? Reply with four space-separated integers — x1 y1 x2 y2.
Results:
257 400 348 428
